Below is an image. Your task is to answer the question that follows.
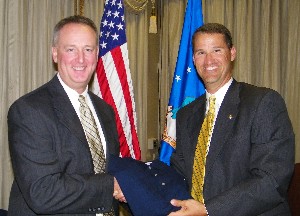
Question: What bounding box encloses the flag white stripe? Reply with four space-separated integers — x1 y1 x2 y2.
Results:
101 51 135 158
120 44 138 131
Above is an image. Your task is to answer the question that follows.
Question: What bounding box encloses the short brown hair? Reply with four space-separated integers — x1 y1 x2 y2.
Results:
192 23 233 50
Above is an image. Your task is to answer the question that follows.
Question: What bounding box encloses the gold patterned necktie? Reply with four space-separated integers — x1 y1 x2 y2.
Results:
79 95 115 216
191 95 216 203
79 95 106 173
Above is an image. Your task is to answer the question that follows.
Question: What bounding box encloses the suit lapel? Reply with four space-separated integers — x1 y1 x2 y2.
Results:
88 92 119 156
205 80 240 176
183 95 206 180
187 96 206 153
88 92 110 152
47 76 88 147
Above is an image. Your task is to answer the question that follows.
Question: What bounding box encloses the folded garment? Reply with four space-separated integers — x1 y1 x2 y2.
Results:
107 155 191 216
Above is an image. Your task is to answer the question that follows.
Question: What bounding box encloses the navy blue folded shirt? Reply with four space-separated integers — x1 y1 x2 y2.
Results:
107 155 191 216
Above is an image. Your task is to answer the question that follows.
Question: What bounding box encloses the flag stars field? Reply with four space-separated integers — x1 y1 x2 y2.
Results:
113 11 120 18
112 33 119 40
102 19 108 27
116 23 123 30
108 21 114 28
100 41 107 49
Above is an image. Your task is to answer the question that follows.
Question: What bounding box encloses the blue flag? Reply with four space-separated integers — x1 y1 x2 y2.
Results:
159 0 205 165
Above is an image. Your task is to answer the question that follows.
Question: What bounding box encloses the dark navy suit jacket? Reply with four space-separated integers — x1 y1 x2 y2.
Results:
8 75 120 215
171 80 295 216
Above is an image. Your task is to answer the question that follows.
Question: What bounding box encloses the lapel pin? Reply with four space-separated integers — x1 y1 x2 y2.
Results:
228 114 233 119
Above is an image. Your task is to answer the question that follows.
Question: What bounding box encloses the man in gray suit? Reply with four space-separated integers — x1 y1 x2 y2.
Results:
7 15 124 215
169 23 295 216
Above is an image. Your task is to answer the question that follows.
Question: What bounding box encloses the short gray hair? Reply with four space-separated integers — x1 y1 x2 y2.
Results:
52 15 98 46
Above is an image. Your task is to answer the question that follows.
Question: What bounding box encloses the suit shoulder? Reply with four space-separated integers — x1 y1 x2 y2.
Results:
236 82 288 114
9 80 53 111
239 82 271 93
238 82 283 101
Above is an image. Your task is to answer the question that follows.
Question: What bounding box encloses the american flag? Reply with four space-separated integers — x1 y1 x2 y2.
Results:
91 0 141 160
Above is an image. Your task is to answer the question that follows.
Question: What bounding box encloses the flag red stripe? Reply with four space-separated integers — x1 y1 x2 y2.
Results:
110 47 140 157
95 57 131 157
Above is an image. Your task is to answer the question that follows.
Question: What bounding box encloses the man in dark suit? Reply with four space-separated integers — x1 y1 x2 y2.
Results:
169 23 295 216
7 15 124 215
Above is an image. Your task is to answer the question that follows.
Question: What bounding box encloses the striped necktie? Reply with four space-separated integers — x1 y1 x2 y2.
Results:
79 95 114 216
191 95 216 203
79 95 106 173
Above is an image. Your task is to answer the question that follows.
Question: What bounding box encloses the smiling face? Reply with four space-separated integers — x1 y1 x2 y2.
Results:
52 23 98 94
193 33 236 94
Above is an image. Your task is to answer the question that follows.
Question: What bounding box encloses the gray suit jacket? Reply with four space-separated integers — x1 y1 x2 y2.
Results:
8 75 120 215
171 80 295 216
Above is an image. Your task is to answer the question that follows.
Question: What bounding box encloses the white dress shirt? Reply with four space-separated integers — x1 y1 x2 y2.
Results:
57 73 108 157
206 77 233 153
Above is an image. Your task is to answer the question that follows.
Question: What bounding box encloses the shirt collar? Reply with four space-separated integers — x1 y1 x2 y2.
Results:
57 73 88 98
205 77 233 109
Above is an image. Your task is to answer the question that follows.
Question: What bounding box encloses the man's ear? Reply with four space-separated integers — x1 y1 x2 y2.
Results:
52 47 58 63
230 46 236 61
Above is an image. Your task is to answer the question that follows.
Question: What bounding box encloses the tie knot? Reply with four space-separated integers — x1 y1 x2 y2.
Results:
208 95 216 112
79 95 87 104
209 95 216 104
